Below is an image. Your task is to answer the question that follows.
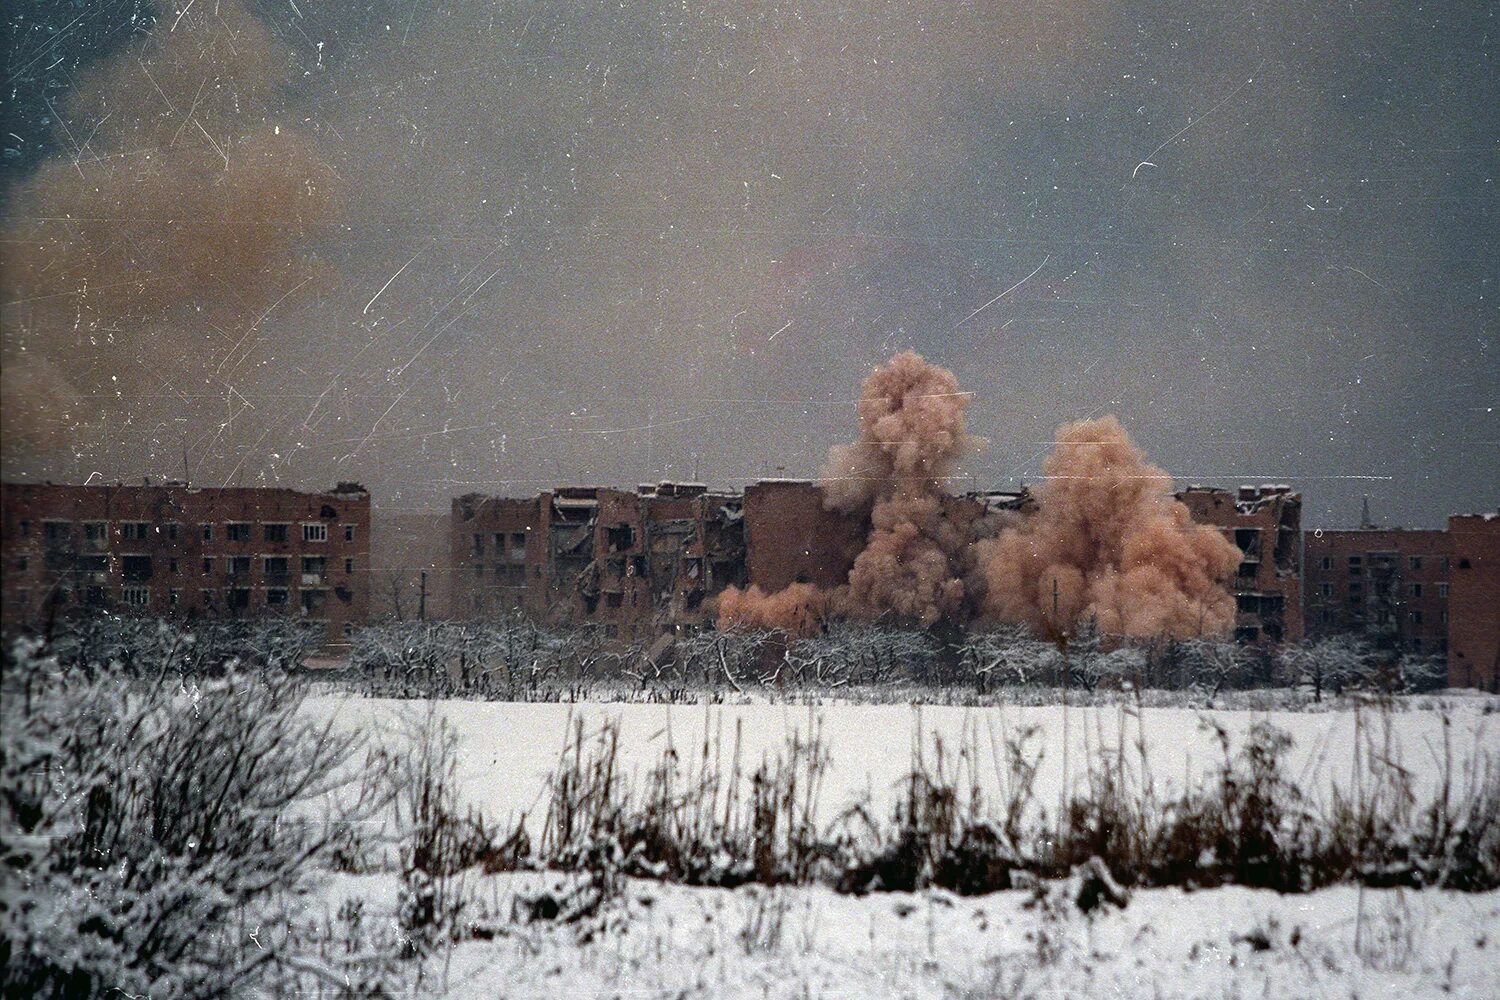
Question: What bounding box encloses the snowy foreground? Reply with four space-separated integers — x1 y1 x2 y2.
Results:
314 870 1500 999
293 695 1500 998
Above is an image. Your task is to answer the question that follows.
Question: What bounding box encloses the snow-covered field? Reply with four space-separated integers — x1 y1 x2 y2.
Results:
307 694 1498 836
291 694 1500 997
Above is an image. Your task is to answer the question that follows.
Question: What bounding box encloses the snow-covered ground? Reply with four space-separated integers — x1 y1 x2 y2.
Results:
293 695 1499 997
307 694 1498 836
312 869 1500 999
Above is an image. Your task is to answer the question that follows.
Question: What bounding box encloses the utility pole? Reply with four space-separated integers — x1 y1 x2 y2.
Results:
419 571 428 621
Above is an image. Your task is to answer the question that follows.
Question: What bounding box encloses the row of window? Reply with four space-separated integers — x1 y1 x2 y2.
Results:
13 554 355 577
19 520 355 543
1315 581 1449 599
1315 606 1448 627
1314 555 1451 573
13 585 344 612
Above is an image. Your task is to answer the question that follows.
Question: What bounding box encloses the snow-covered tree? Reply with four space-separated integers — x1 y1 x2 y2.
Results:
1275 634 1376 702
1 637 392 999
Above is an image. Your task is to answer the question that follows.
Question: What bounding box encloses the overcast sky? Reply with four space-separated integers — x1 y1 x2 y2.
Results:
3 0 1495 527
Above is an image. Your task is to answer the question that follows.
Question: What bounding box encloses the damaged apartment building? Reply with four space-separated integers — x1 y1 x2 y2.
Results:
1174 485 1304 645
451 482 746 635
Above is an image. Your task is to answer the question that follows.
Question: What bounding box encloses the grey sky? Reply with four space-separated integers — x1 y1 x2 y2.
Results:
3 0 1495 527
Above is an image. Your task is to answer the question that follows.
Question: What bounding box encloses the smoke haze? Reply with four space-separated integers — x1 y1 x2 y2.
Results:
1 0 340 467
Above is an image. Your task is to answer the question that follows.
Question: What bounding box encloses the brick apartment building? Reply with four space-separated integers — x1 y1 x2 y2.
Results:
1447 513 1499 690
450 482 746 635
1303 527 1451 657
1 482 370 646
1175 485 1304 645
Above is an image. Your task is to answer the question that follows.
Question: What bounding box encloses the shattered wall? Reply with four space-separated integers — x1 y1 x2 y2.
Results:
1176 485 1304 645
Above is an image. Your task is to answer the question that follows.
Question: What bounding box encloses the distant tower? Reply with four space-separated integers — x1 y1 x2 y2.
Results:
1360 495 1374 530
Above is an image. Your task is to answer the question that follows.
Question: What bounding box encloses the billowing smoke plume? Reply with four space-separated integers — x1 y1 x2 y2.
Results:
718 352 1241 640
975 416 1243 638
720 351 986 632
822 351 983 624
1 0 339 469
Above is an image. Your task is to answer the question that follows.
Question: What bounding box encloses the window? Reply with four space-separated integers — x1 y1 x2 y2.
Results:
343 524 355 542
78 555 108 573
1409 582 1423 598
605 591 624 608
164 522 179 541
301 589 328 613
264 523 289 543
264 556 290 577
168 589 180 607
83 521 108 541
122 586 150 607
302 555 327 575
201 588 216 607
302 523 328 542
1409 556 1423 571
1459 558 1472 569
267 588 289 606
227 588 251 610
473 533 485 555
1441 610 1449 625
16 588 28 608
168 558 178 574
202 523 214 541
226 523 252 542
342 622 354 638
511 532 527 560
202 557 215 575
1318 583 1333 598
1438 582 1449 598
120 522 151 541
1409 610 1423 626
43 521 71 542
121 555 153 581
344 557 354 574
18 520 30 537
16 555 28 572
1318 556 1333 571
227 556 251 576
474 563 485 578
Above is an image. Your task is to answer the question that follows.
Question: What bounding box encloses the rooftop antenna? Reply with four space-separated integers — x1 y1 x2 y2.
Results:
1360 495 1374 530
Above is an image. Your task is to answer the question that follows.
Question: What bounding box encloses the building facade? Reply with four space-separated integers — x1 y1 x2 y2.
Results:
1 482 370 646
1303 528 1452 659
450 482 746 636
1174 485 1304 644
1448 513 1499 690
